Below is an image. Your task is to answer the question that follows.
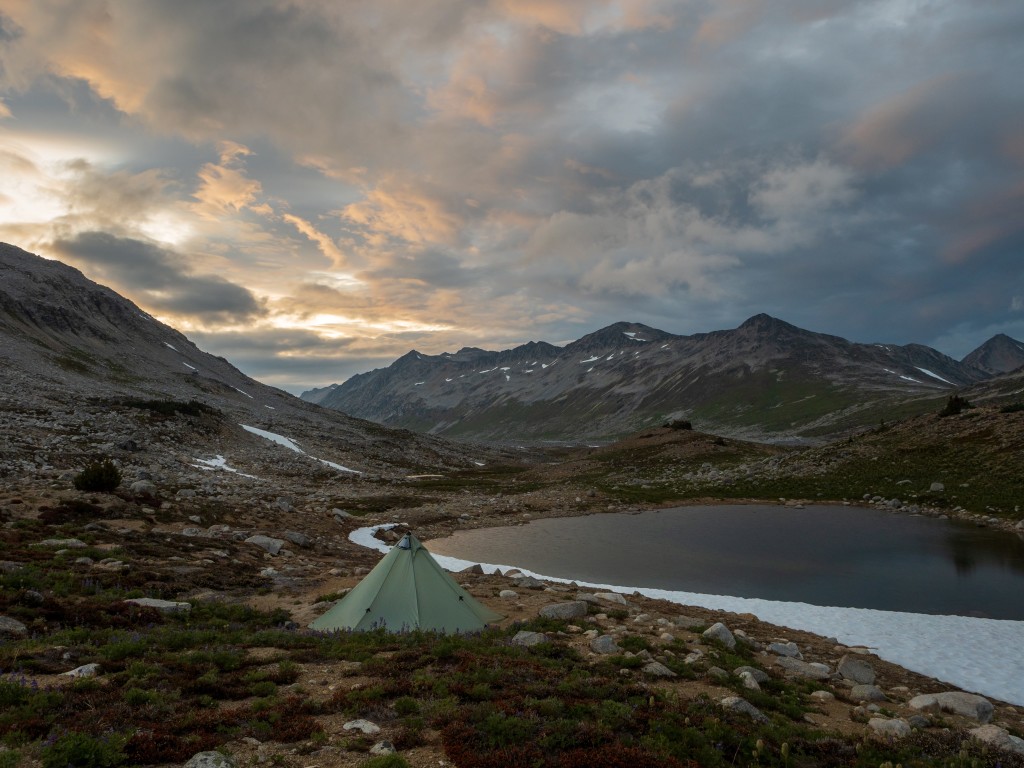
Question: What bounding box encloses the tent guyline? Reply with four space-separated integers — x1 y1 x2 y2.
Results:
310 532 503 634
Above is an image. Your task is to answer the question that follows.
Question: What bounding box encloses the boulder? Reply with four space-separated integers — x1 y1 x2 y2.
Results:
642 661 677 678
184 752 237 768
125 597 191 614
869 718 911 739
590 635 621 654
850 684 887 702
513 576 545 589
774 656 831 680
62 663 101 678
539 601 588 620
702 622 736 649
0 616 28 638
768 641 801 658
245 535 286 555
734 666 769 684
37 538 87 548
595 592 628 605
719 696 769 723
499 590 519 600
908 692 993 723
461 564 485 575
838 654 876 685
737 670 761 690
130 480 156 496
283 531 311 548
969 725 1024 755
343 719 381 735
511 631 549 647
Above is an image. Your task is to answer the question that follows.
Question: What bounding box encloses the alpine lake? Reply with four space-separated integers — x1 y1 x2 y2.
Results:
426 504 1024 620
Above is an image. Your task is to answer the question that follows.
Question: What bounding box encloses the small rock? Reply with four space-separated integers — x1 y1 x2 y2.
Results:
869 718 911 738
969 724 1024 755
539 601 588 620
461 564 485 574
908 714 930 729
702 622 736 649
707 666 729 680
810 690 836 702
590 635 621 654
930 482 945 492
343 719 381 735
719 696 769 723
499 590 519 600
595 592 628 605
838 654 876 685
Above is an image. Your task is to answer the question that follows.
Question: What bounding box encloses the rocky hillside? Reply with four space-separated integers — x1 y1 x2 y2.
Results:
0 242 506 482
304 314 1014 443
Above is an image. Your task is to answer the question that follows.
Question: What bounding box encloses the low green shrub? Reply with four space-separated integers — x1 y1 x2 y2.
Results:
41 731 127 768
72 460 121 493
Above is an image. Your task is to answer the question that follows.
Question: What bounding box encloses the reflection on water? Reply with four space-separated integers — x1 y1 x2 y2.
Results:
945 524 1024 577
427 505 1024 620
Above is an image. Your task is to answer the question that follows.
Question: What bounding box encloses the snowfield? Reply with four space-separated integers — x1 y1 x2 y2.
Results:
351 525 1024 706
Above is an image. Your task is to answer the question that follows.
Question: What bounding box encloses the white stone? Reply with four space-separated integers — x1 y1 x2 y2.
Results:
343 719 381 735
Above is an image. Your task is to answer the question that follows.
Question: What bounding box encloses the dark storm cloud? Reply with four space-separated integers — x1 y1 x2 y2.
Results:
52 232 265 322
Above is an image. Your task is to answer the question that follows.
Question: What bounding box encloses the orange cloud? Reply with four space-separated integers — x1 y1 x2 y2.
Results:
341 181 464 248
282 213 348 269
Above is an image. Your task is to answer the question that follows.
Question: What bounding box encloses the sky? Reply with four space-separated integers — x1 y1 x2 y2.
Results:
1 0 1022 394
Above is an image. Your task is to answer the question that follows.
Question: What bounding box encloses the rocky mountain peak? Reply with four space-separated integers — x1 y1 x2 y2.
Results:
962 333 1024 376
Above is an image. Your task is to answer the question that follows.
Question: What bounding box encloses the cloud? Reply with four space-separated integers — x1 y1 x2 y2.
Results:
193 141 267 217
52 231 265 323
2 0 1024 384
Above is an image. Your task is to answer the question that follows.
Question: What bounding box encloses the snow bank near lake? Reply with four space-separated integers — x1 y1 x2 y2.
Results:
350 525 1024 706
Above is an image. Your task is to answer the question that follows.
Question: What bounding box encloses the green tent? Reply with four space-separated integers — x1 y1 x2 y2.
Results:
310 532 503 633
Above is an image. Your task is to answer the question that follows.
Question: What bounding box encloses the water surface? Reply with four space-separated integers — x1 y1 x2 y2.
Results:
427 505 1024 619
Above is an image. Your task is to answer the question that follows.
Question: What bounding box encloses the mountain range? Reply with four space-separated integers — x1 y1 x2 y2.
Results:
303 314 1024 443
